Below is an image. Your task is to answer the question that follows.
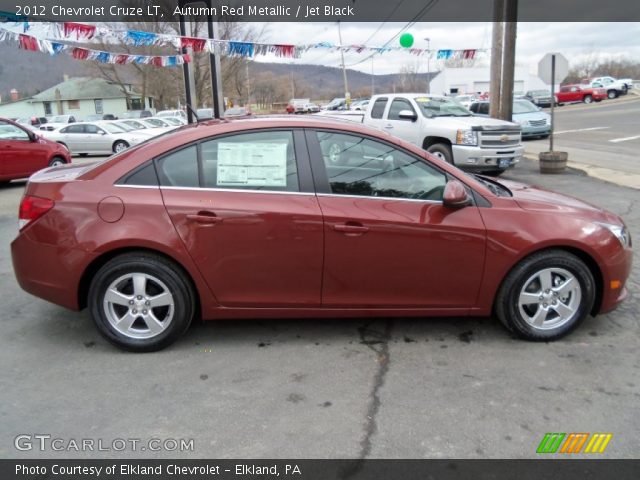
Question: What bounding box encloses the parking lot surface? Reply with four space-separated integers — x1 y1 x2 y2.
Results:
0 156 638 459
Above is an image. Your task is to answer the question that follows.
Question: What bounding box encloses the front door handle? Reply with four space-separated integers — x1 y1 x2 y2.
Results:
333 222 369 235
186 211 222 225
383 124 394 129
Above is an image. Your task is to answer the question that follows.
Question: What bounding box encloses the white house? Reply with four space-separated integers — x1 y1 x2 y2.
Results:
0 77 154 119
429 67 550 95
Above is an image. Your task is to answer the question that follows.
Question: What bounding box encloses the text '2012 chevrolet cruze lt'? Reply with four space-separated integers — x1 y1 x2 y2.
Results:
11 117 632 351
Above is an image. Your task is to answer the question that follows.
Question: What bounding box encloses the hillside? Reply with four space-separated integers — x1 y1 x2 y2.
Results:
0 45 436 103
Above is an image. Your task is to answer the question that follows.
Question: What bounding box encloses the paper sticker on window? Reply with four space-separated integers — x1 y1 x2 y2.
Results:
217 142 288 187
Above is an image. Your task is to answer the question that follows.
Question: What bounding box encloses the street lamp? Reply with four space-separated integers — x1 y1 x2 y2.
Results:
424 37 431 93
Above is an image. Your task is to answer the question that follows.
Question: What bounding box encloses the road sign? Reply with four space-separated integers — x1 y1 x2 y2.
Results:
538 53 569 85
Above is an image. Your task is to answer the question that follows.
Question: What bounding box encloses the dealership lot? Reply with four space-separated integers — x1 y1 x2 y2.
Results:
0 141 638 459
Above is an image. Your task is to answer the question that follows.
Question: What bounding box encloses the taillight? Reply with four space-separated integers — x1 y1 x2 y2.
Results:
18 195 54 230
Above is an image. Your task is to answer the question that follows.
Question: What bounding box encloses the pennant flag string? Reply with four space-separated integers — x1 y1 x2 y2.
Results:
0 20 484 61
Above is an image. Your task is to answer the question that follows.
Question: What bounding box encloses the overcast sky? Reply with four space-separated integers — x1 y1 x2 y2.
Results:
253 22 640 75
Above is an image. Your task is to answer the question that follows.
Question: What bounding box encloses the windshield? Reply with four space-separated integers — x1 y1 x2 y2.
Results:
144 119 168 127
49 116 67 123
414 97 472 117
114 122 135 131
513 100 539 114
124 120 145 129
100 123 126 134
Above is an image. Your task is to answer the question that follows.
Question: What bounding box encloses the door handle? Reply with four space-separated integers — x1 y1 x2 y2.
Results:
333 222 369 235
383 124 394 129
186 211 222 225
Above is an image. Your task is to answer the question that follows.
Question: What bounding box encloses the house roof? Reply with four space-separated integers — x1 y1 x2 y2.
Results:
31 77 143 102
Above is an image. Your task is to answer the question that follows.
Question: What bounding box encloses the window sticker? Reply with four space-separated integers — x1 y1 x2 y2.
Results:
217 142 288 187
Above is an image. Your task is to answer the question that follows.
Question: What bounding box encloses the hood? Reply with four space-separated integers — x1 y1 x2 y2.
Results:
514 111 550 122
498 178 622 224
437 115 520 130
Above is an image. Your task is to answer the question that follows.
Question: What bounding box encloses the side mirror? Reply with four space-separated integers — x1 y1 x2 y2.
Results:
443 180 471 209
398 110 417 121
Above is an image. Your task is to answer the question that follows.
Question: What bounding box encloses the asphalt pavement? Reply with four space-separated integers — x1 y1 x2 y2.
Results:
0 157 638 459
525 95 640 183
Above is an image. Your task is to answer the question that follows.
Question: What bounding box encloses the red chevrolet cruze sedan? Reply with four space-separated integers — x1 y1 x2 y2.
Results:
11 118 632 351
1 118 71 184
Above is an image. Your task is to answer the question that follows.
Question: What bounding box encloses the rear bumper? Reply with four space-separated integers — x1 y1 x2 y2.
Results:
11 228 92 311
452 145 524 171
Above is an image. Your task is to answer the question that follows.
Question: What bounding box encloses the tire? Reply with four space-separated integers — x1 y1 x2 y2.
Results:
607 90 617 99
495 250 595 341
583 95 593 104
48 156 66 167
113 140 129 153
426 143 453 164
88 252 195 352
539 134 550 139
326 142 345 165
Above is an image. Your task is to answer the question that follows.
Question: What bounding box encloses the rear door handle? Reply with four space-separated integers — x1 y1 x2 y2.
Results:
333 222 369 235
383 124 394 129
186 211 222 225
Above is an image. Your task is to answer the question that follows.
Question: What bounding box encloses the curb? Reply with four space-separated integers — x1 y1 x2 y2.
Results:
523 154 640 190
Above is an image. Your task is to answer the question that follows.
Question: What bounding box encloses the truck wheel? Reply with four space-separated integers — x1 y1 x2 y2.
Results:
607 90 617 99
583 95 593 104
426 143 453 164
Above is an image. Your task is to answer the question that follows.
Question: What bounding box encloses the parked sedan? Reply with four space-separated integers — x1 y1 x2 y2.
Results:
40 121 150 155
10 117 632 352
469 100 551 138
0 118 70 184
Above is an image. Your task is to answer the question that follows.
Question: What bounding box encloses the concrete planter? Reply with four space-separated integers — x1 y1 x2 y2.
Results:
539 151 568 174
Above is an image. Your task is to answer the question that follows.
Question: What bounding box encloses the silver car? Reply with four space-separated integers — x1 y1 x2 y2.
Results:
41 121 150 155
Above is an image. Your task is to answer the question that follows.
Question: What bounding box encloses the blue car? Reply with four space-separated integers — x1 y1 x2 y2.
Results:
469 99 551 139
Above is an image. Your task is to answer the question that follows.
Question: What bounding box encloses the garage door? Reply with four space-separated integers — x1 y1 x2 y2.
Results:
473 81 490 92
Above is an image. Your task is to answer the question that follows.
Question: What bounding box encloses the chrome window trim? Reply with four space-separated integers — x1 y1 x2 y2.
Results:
317 193 442 204
159 186 314 196
114 184 160 189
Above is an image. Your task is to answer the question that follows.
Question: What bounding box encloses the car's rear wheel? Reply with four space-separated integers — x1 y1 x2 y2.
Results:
607 90 617 99
495 250 595 341
583 95 593 104
48 157 66 167
426 143 453 164
88 252 195 352
113 140 129 153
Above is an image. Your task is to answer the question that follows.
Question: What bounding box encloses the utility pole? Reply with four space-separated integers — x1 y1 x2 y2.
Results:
489 0 505 118
499 0 518 121
338 22 350 107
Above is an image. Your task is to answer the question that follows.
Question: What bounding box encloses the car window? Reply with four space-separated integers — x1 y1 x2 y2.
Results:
0 121 30 140
85 124 101 134
61 124 85 134
315 131 447 201
200 131 299 192
370 98 388 119
387 98 416 121
156 146 199 188
478 103 489 115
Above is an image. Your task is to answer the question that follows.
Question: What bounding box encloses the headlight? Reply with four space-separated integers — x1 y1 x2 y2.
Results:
597 222 632 248
456 130 478 146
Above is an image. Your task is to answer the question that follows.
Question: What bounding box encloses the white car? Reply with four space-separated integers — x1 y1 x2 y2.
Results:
454 94 478 109
156 109 187 120
160 116 187 126
40 121 150 155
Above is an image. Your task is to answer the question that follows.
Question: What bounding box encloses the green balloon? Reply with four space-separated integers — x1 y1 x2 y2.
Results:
399 33 414 48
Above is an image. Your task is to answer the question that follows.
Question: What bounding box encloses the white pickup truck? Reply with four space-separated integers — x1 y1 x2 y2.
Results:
584 76 634 98
322 93 524 175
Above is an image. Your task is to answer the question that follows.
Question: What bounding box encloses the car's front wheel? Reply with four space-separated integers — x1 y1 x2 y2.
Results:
48 156 66 167
426 143 453 164
583 95 593 104
88 252 195 352
495 250 595 341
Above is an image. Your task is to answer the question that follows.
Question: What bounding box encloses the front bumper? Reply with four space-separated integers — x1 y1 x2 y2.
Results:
522 125 551 137
452 144 524 171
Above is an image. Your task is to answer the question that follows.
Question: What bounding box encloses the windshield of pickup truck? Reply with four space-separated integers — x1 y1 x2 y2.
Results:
414 97 472 117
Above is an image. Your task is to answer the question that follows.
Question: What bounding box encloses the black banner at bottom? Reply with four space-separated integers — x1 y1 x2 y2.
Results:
3 459 640 480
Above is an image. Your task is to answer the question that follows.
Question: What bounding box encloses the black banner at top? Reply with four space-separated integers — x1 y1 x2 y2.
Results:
1 0 640 22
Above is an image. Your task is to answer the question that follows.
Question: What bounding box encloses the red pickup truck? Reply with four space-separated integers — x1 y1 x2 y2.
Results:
556 84 606 105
